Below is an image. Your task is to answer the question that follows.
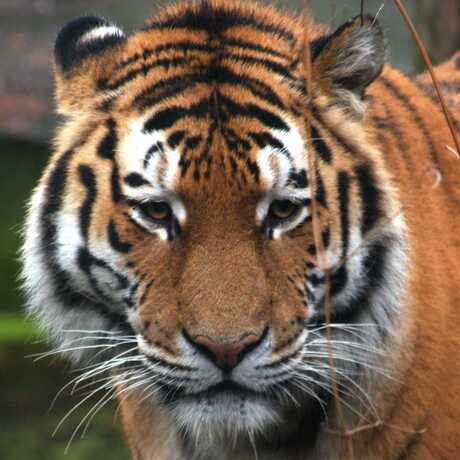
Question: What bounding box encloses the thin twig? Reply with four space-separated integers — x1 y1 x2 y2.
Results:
301 1 355 458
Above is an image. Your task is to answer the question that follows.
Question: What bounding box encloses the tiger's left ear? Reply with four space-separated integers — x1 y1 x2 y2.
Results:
312 15 385 101
54 16 126 115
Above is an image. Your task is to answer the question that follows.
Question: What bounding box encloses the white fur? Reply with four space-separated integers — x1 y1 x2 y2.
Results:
21 180 115 362
256 123 311 234
119 118 186 238
79 25 124 44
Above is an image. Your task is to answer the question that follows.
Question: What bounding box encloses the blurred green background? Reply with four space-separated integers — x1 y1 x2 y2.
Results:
0 1 458 459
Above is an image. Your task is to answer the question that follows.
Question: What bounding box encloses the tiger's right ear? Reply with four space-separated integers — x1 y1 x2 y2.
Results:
54 16 126 115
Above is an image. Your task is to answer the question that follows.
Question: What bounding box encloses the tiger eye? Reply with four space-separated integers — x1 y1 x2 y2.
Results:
268 200 299 221
142 201 172 222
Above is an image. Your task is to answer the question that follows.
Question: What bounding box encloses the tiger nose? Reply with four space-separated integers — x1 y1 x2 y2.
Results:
184 329 267 372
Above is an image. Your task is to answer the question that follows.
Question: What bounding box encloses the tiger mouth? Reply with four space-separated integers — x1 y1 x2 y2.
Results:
159 380 273 404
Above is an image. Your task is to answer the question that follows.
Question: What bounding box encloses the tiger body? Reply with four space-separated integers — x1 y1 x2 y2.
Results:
22 1 460 459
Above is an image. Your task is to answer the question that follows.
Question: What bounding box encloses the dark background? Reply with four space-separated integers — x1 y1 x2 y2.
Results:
1 1 458 458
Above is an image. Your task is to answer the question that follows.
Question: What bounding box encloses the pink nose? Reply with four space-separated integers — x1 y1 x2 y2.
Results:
186 330 266 372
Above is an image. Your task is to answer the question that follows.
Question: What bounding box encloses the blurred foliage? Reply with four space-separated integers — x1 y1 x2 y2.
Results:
0 138 128 458
0 314 39 343
0 343 128 459
0 138 48 313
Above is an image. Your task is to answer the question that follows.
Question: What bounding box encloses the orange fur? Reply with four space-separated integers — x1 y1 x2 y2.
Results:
24 1 460 459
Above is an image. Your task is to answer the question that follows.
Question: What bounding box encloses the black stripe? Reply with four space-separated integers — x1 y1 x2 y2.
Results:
249 131 292 162
134 77 199 111
97 119 122 203
124 173 151 188
41 150 75 259
372 101 415 171
139 280 154 305
330 265 348 296
167 218 181 242
224 38 289 60
223 128 251 152
186 135 202 150
245 102 289 131
144 7 294 42
221 52 294 81
215 69 286 110
108 219 132 253
415 79 460 100
99 57 190 91
315 167 327 208
311 125 332 164
310 35 330 60
249 131 284 151
97 119 117 159
337 171 350 257
380 76 440 167
111 163 122 203
354 164 381 235
134 66 286 111
288 169 308 189
40 151 91 307
78 165 97 241
117 41 213 69
123 280 140 308
167 130 186 149
321 227 331 249
143 92 289 133
144 98 210 132
308 273 324 288
245 158 260 183
143 144 161 169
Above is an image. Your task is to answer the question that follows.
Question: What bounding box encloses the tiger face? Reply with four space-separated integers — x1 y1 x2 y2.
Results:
23 0 408 451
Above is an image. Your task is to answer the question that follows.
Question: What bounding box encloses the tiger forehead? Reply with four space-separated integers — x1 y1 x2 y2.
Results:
106 2 313 119
109 0 304 90
106 2 315 199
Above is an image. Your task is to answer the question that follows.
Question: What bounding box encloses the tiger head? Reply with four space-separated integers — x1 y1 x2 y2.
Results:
22 0 407 448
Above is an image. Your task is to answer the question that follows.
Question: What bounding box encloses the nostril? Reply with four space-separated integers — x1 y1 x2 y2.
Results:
183 328 268 372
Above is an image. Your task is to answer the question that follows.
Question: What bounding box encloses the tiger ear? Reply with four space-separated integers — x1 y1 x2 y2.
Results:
312 15 385 101
54 16 126 115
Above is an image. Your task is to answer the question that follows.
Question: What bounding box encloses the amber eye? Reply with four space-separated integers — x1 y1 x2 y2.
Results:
267 199 300 222
140 201 172 222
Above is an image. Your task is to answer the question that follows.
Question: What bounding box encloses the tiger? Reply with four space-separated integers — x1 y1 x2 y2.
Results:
21 0 460 459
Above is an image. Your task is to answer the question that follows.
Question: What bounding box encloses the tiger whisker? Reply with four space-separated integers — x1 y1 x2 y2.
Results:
29 341 135 362
80 387 117 439
64 388 115 454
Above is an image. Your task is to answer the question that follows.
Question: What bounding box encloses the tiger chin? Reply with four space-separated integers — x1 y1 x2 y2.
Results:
21 1 460 459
